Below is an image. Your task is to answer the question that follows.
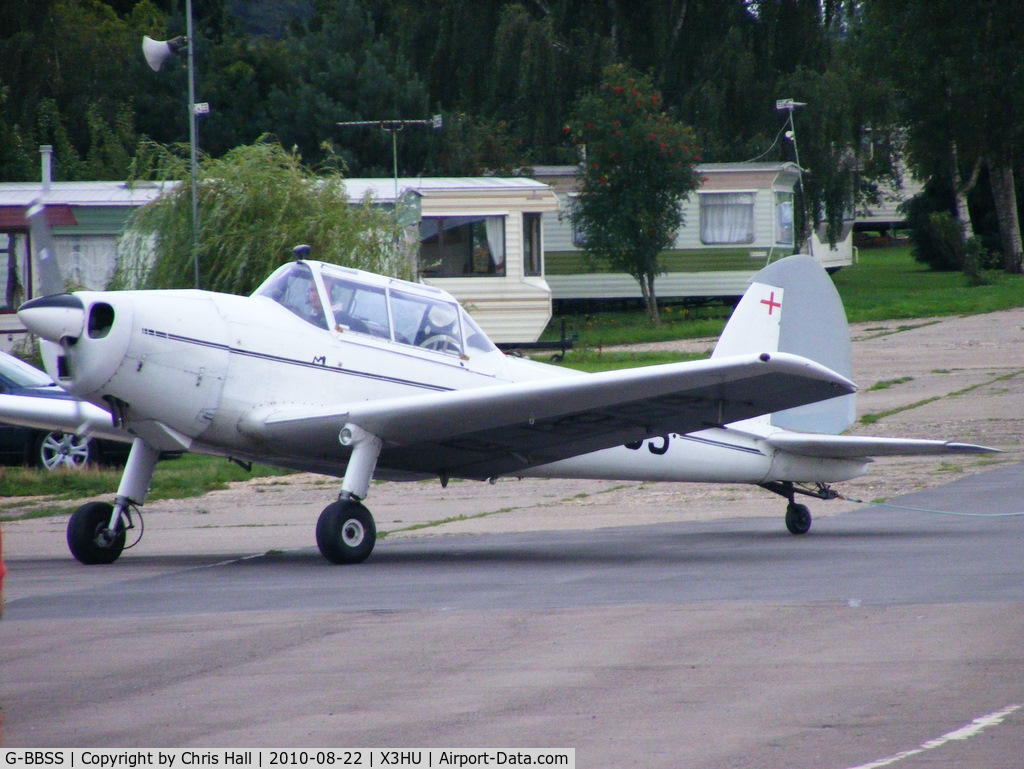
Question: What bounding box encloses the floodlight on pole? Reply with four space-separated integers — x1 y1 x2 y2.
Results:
142 0 204 289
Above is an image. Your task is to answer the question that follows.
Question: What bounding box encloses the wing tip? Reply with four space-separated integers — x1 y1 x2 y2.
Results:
943 441 1003 454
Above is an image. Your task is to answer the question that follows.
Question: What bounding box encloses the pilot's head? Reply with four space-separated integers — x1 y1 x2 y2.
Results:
306 281 324 321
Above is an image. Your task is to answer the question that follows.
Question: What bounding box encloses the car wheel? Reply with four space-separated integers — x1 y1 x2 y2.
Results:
35 430 95 471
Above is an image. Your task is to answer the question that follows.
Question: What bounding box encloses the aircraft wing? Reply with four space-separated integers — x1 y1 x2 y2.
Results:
0 394 132 443
764 432 1000 458
244 351 855 480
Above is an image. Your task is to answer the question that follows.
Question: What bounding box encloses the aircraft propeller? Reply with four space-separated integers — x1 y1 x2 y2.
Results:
20 199 88 421
26 199 67 298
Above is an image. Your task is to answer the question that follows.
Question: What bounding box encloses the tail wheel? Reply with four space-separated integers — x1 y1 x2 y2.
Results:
316 499 376 564
67 501 126 564
785 502 812 535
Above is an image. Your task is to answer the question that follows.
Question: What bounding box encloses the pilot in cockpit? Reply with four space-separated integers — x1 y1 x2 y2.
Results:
303 279 326 327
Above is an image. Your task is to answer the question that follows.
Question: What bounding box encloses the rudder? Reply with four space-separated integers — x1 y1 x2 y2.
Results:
712 255 854 434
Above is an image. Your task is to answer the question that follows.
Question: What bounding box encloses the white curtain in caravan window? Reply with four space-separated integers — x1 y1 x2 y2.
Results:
775 192 794 244
485 216 505 266
700 192 756 244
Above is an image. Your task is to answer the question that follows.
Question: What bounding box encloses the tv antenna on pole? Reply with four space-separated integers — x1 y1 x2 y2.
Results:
336 116 443 203
775 99 811 257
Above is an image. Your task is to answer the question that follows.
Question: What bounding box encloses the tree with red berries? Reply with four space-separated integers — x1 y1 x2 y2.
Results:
568 64 700 324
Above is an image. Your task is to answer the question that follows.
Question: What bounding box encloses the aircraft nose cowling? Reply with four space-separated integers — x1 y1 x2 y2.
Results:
18 294 85 343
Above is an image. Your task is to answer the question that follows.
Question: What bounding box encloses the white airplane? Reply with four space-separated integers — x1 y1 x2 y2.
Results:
0 215 996 565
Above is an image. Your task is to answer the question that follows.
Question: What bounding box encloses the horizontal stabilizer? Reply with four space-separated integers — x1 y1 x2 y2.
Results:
765 432 1000 459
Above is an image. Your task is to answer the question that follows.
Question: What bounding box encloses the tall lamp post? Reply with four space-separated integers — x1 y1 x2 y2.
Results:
142 0 206 289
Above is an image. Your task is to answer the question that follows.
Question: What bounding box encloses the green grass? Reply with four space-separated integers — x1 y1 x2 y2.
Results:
553 350 705 373
0 454 293 519
539 303 732 348
831 245 1024 322
867 376 914 392
857 368 1024 426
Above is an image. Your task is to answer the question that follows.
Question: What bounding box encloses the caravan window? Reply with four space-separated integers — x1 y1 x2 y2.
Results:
1 232 28 312
419 216 506 277
699 192 755 245
569 195 587 248
523 213 543 276
775 192 794 245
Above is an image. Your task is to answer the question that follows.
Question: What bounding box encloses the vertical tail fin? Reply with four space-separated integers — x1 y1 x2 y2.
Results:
712 255 855 434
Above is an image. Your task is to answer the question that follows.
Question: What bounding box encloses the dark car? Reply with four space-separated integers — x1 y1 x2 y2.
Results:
0 351 131 470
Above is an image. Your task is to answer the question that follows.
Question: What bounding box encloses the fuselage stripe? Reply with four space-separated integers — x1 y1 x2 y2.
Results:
140 328 453 392
677 433 765 456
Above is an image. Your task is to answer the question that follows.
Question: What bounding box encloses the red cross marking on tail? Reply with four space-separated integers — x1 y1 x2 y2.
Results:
760 291 781 315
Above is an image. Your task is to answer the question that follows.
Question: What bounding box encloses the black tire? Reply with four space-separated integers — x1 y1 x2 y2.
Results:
785 502 812 535
67 501 126 564
36 430 95 471
316 499 376 564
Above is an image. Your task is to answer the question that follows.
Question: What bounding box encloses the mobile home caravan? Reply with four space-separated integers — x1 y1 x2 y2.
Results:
341 177 559 343
0 180 168 350
0 176 559 349
534 163 852 306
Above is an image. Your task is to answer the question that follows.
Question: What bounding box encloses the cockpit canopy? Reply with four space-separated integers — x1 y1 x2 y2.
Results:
252 260 499 357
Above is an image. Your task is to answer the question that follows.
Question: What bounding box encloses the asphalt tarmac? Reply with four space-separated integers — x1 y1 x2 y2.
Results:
2 464 1024 767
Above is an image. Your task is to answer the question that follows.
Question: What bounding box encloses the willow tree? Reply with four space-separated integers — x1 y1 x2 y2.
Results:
119 138 411 293
568 64 700 325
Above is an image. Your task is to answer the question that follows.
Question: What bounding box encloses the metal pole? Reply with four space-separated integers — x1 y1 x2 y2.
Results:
335 118 441 211
776 99 810 259
392 127 399 207
335 118 441 275
786 109 813 259
186 0 200 289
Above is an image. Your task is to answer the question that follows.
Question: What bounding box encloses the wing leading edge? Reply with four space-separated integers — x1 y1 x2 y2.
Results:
243 351 855 479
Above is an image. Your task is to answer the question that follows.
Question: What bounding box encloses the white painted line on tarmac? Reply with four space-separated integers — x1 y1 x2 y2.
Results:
845 703 1022 769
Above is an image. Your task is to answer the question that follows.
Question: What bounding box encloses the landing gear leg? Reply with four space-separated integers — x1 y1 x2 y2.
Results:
316 424 382 564
67 438 160 564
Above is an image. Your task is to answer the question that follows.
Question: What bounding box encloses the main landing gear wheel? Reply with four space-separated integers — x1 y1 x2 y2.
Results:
785 502 812 535
67 501 126 564
316 499 376 564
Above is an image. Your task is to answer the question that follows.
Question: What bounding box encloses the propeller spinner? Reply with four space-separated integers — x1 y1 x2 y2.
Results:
17 294 85 344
